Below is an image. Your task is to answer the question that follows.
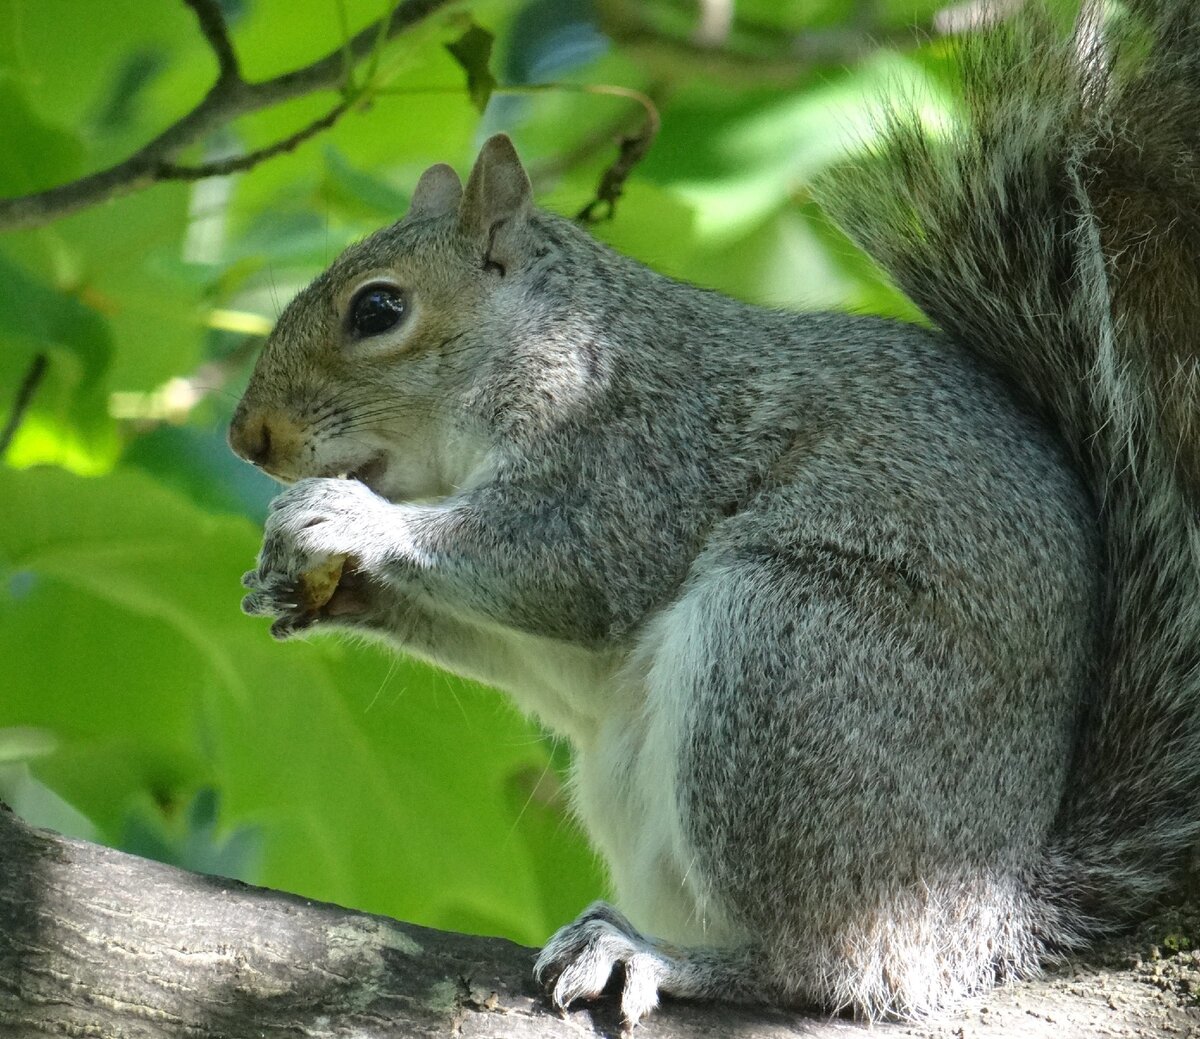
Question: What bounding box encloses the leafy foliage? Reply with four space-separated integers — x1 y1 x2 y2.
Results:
446 22 499 113
0 0 952 945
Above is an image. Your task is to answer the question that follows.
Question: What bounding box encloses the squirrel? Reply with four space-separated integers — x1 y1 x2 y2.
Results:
228 0 1200 1025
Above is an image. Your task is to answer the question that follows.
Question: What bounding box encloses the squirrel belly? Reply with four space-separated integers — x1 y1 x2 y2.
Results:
231 0 1200 1025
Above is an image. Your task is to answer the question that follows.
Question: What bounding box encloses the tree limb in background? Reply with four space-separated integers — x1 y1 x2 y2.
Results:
0 0 455 233
601 0 942 84
0 1 972 235
0 805 1194 1038
181 0 241 82
159 99 352 180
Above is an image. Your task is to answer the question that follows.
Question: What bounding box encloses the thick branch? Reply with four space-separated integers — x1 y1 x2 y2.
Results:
1 805 1195 1038
0 0 455 232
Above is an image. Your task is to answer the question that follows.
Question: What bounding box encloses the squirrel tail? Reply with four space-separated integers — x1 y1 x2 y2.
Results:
818 1 1200 939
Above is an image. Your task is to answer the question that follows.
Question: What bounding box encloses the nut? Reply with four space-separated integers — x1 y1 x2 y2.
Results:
298 554 347 613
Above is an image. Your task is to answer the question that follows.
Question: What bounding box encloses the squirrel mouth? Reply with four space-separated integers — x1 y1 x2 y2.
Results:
328 454 387 493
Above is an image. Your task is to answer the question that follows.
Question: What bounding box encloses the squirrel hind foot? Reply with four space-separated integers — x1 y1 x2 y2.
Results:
534 901 769 1027
535 901 666 1026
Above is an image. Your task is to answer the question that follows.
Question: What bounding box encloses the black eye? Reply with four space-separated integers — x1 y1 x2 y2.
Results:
349 284 406 338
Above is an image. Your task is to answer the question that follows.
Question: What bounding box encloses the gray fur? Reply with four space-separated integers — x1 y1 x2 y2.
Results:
231 1 1200 1025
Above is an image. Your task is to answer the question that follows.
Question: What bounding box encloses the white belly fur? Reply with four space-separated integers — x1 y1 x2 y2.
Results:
455 597 744 949
565 599 743 949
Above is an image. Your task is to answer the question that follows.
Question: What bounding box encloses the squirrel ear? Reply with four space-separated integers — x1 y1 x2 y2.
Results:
458 134 532 239
407 163 463 220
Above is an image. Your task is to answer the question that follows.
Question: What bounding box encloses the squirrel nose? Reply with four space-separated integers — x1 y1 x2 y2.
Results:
228 407 273 465
229 415 273 466
229 408 301 475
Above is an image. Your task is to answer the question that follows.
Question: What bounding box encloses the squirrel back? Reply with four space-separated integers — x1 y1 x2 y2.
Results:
819 0 1200 931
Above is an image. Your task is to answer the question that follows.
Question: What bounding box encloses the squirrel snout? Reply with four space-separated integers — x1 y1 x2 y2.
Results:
228 408 302 477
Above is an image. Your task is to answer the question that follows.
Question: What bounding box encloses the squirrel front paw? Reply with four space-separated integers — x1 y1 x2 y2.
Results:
241 558 369 640
243 477 391 639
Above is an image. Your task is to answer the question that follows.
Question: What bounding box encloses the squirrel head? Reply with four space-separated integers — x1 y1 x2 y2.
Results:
228 133 549 502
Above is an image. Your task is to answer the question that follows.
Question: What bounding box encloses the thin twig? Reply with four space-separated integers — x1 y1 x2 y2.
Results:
220 0 451 104
374 80 663 221
0 0 456 232
158 100 351 180
489 83 661 223
528 107 645 185
181 0 240 82
0 353 49 458
572 86 661 223
575 114 658 223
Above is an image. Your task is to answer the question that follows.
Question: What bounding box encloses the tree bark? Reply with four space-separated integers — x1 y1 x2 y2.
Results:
0 804 1195 1038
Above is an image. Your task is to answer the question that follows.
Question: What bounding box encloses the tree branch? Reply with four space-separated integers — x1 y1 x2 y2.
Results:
0 0 456 233
159 99 352 180
1 805 1196 1038
181 0 240 83
508 83 660 224
576 114 658 223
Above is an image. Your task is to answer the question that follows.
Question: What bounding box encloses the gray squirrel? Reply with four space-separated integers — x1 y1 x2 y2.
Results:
229 0 1200 1024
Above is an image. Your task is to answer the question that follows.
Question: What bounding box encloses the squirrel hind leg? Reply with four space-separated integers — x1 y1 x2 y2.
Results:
534 901 768 1026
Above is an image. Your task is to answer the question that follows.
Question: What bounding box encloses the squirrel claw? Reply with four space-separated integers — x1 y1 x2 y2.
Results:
269 615 312 641
241 587 296 617
242 577 310 638
535 902 668 1028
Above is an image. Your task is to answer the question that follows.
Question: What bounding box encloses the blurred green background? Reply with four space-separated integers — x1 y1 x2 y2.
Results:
1 0 952 946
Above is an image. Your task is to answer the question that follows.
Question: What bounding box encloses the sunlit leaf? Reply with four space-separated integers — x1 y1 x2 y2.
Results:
0 253 118 473
319 145 410 219
0 465 601 941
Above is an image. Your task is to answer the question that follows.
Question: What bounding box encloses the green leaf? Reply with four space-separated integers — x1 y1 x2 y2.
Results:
0 465 601 942
0 253 118 473
318 145 410 219
0 74 84 196
120 786 264 881
0 0 200 145
0 254 109 383
445 22 497 114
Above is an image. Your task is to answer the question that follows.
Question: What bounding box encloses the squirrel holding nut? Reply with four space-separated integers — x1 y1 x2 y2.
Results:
229 1 1200 1024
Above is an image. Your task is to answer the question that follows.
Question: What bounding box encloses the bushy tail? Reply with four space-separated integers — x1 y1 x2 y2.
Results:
818 1 1200 937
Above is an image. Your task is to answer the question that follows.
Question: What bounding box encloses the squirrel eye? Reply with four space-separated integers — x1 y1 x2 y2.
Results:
348 284 406 338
